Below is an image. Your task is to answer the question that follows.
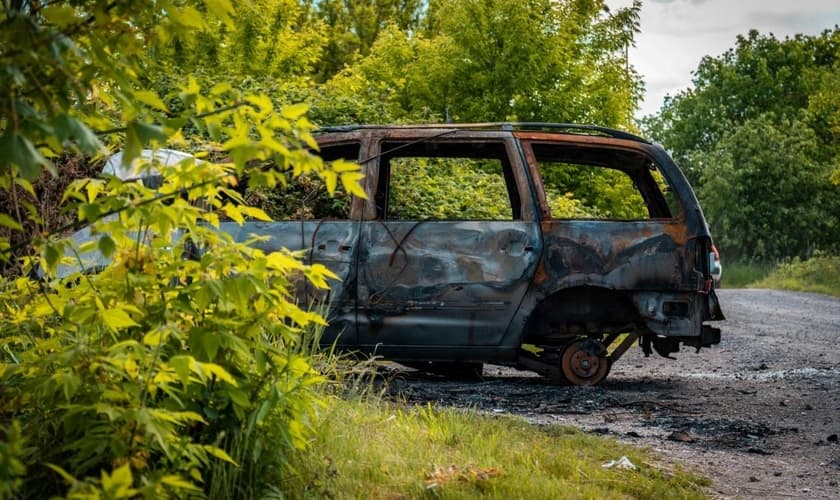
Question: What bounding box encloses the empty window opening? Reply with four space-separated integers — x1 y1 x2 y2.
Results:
530 143 677 220
376 141 520 221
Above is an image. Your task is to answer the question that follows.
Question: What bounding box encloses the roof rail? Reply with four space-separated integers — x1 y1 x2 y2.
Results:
315 122 649 143
497 123 649 143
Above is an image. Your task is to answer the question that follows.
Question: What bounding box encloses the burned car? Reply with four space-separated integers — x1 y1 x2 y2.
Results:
224 123 724 385
71 123 725 385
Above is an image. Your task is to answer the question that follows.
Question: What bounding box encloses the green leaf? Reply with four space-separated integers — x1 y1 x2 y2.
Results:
169 6 206 29
101 308 140 331
15 177 36 197
52 114 102 154
323 170 337 196
78 203 101 223
134 90 169 112
189 330 221 361
41 5 78 27
0 214 23 231
340 171 368 199
170 355 192 385
205 0 235 28
201 362 238 386
160 475 202 492
210 82 232 96
0 131 51 180
45 463 78 485
240 206 272 221
98 235 116 258
43 241 63 273
202 445 238 465
101 463 138 499
281 103 309 120
132 121 168 145
125 121 168 165
245 94 273 115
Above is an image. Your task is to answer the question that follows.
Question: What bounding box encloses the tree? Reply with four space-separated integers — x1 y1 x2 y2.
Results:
423 0 642 124
696 114 837 261
313 0 643 127
313 0 424 80
642 28 840 261
643 28 840 183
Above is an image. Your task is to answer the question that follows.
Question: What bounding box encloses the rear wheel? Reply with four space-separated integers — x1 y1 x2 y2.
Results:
559 338 610 386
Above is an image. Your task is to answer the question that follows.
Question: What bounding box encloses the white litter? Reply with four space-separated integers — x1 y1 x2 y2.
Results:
601 456 638 470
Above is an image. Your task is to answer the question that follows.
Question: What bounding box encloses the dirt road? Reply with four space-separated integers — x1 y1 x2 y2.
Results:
386 289 840 498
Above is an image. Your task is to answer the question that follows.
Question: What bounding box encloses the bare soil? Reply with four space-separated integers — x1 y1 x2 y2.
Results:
383 289 840 499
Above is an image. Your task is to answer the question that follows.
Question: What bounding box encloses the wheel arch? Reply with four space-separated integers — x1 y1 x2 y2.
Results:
520 285 642 345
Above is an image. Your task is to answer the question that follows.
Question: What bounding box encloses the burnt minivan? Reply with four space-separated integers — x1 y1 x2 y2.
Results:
222 123 724 385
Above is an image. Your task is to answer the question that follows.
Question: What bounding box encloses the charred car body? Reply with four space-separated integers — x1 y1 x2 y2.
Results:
73 123 725 385
231 123 724 385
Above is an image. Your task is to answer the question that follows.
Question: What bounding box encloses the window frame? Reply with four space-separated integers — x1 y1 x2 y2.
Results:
522 140 679 221
372 138 526 221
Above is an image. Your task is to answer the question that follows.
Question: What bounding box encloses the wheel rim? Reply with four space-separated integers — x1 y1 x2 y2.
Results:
560 338 609 386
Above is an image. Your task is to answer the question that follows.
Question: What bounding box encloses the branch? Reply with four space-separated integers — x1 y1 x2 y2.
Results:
93 102 247 136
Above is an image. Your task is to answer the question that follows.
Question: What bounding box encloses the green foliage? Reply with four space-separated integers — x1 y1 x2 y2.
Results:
0 96 362 497
717 261 774 289
0 1 368 498
313 0 424 81
387 158 511 220
696 114 837 261
318 0 643 126
246 173 352 220
540 163 647 219
751 253 840 297
154 0 327 85
0 421 26 498
644 28 840 182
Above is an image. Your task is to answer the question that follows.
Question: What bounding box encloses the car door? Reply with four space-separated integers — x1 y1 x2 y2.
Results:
356 133 541 350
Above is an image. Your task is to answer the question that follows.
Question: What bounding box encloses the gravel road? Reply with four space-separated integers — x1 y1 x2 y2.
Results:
385 289 840 499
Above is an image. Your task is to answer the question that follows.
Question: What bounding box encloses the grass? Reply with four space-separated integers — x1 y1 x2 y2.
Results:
751 254 840 297
719 260 774 288
280 396 709 499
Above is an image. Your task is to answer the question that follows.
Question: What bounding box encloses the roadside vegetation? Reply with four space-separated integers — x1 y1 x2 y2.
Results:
720 255 840 297
0 1 681 498
749 254 840 297
718 261 775 289
281 395 709 499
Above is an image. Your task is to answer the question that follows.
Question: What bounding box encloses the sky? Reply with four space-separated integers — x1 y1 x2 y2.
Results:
605 0 840 118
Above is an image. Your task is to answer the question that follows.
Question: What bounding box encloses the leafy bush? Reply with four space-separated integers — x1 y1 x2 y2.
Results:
752 253 840 296
387 157 512 220
0 87 365 499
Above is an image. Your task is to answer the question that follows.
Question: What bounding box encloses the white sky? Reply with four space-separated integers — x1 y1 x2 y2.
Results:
605 0 840 118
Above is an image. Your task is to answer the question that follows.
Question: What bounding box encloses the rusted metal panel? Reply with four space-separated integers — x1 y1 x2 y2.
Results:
537 220 685 292
357 220 541 347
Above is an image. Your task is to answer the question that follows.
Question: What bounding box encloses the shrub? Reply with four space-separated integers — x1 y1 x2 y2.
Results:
0 98 365 497
752 253 840 296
